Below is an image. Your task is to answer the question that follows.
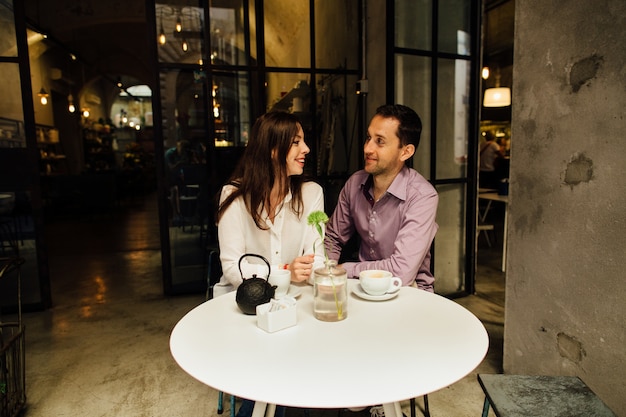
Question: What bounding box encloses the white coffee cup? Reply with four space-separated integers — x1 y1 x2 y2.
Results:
268 268 291 298
358 270 402 296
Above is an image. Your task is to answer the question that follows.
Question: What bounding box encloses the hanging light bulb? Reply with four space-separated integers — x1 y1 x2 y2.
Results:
159 26 166 45
82 108 90 118
182 38 189 52
68 94 76 113
175 11 182 32
481 67 490 80
158 8 166 45
38 87 49 105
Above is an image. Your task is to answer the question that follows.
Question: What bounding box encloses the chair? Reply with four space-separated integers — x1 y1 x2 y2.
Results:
206 249 236 417
477 374 617 417
410 395 430 417
477 224 495 247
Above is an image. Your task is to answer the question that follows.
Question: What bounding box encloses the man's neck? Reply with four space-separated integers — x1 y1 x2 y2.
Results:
371 166 403 201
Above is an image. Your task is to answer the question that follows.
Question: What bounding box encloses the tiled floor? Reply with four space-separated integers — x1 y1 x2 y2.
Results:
13 193 505 416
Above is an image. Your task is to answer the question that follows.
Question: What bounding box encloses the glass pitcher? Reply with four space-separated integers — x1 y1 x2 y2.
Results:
313 260 348 321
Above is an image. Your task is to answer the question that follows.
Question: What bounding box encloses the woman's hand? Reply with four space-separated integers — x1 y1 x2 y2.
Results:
289 254 315 283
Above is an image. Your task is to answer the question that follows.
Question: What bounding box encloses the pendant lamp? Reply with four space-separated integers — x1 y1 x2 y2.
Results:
483 68 511 107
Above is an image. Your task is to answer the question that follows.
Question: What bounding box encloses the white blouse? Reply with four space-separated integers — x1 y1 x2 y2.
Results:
215 181 326 294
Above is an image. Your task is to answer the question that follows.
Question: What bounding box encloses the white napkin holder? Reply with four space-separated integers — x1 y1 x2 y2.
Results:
256 297 297 333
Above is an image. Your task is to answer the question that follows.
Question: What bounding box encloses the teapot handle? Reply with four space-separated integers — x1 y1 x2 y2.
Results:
238 253 271 280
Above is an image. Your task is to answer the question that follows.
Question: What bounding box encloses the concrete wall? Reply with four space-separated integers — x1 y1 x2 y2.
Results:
505 1 626 414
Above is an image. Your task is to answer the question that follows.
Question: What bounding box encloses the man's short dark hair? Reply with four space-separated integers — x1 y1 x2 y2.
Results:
374 104 422 149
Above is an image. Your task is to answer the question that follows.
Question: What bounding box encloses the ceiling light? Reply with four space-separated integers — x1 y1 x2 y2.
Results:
483 68 511 107
481 67 490 79
182 38 189 52
68 94 76 113
38 87 49 105
175 13 182 32
158 8 166 45
483 87 511 107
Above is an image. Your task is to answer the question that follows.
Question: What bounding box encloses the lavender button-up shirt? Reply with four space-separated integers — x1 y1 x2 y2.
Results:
325 167 439 292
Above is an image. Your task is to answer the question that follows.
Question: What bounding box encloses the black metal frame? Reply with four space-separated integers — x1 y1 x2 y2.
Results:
386 0 483 297
149 0 363 295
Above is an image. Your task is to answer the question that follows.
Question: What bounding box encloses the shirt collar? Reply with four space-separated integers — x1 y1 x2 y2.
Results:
360 166 409 203
386 166 409 201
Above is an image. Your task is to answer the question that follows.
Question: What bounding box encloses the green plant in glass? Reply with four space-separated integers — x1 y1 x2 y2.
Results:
307 210 343 319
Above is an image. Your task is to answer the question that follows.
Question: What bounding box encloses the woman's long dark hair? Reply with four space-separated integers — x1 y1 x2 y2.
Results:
216 111 309 230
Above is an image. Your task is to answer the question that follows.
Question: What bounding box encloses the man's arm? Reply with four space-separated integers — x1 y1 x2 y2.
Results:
324 182 356 262
341 187 438 291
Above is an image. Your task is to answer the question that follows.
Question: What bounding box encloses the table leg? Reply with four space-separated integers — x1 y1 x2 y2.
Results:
382 402 402 417
251 401 268 417
501 207 508 272
265 404 277 417
479 200 493 223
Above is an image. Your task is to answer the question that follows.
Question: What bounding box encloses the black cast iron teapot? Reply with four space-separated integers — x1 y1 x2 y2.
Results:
235 253 276 315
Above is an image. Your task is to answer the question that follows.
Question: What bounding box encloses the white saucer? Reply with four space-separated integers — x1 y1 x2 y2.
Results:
275 285 302 299
352 284 399 301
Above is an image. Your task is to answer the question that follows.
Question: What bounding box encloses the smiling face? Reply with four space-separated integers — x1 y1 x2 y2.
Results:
364 115 414 178
286 124 309 176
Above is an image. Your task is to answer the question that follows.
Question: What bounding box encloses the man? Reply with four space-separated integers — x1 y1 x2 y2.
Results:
325 104 438 292
479 131 505 189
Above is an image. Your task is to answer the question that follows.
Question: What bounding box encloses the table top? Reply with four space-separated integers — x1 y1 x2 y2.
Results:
170 281 489 409
479 192 509 203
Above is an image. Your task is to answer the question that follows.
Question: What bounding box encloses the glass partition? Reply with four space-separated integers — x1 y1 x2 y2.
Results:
0 63 25 149
209 1 252 66
436 56 469 179
433 183 467 294
314 0 359 70
263 0 310 68
156 3 205 65
0 2 17 58
152 0 361 294
395 54 432 179
159 67 210 291
394 0 432 51
0 0 47 310
438 0 472 55
213 71 253 147
392 0 479 295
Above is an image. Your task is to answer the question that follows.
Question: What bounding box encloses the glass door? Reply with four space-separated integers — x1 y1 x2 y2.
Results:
391 0 481 296
149 0 361 294
0 0 50 310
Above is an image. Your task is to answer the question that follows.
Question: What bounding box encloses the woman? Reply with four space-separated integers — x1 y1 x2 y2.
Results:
213 111 325 296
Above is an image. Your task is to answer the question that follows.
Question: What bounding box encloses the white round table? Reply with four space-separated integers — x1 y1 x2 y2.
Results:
170 281 488 416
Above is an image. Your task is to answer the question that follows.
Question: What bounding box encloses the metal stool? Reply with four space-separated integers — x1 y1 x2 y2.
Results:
478 374 616 417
